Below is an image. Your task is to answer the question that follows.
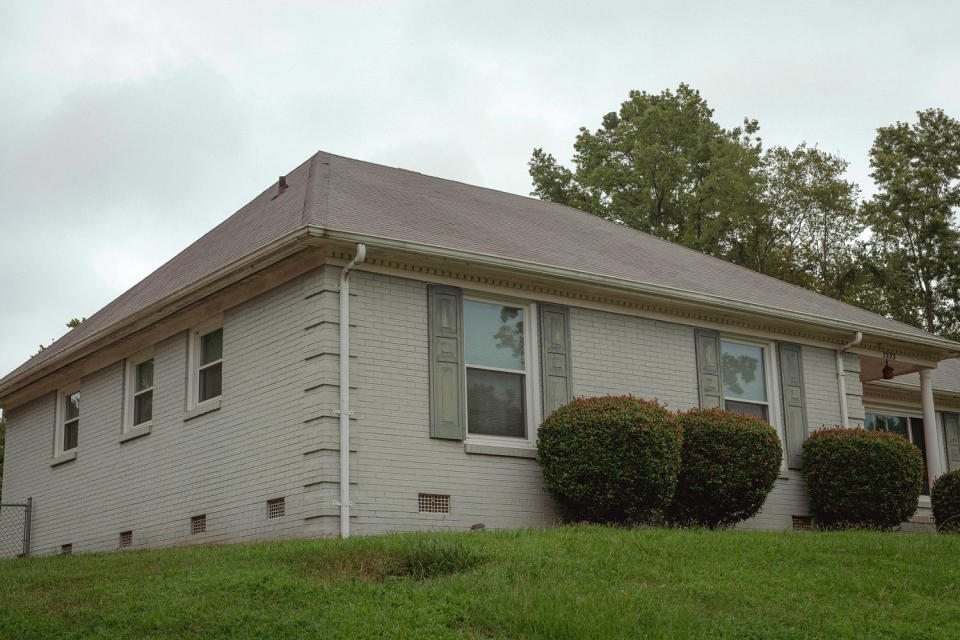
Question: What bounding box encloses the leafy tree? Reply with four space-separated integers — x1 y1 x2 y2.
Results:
729 144 864 301
529 84 762 257
530 85 867 303
863 108 960 338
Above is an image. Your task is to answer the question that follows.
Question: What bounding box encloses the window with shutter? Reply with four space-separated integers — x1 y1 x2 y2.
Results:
428 287 549 444
694 330 793 470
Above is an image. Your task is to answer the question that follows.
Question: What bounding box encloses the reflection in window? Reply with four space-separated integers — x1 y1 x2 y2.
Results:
198 328 223 403
463 300 528 438
720 341 768 421
133 359 154 426
63 391 79 451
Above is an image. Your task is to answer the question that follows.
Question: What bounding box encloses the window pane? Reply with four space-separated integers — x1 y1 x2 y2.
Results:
882 414 909 438
200 329 223 366
135 359 154 392
467 368 526 437
134 390 153 425
199 362 222 402
724 399 769 422
65 392 80 421
721 342 766 402
463 300 524 370
864 412 879 430
64 420 78 450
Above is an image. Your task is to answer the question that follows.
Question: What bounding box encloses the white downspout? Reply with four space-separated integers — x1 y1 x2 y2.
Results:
836 331 862 428
338 243 366 539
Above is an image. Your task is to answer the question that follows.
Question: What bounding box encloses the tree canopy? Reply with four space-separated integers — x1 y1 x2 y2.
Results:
862 108 960 338
530 86 960 338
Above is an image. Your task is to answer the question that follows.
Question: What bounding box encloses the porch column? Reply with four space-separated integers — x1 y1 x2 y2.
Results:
920 368 943 487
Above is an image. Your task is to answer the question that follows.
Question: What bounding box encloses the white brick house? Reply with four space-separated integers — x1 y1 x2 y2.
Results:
2 151 959 555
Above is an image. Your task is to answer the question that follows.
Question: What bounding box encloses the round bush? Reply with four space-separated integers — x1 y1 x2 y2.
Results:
802 427 923 529
536 395 682 525
668 408 782 528
932 470 960 533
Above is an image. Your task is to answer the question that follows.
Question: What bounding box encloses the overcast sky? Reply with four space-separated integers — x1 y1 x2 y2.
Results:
1 0 958 380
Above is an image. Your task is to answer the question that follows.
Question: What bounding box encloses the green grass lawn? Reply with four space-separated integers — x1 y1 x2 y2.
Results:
1 526 958 639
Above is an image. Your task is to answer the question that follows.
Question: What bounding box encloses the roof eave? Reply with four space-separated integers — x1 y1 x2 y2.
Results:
312 226 960 355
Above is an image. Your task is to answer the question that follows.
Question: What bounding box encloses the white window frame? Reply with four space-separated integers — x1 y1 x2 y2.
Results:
719 334 786 473
123 348 155 433
55 382 81 457
462 293 541 448
186 317 223 411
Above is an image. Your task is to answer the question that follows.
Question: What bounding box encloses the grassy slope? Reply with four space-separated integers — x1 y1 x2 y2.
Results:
1 526 958 639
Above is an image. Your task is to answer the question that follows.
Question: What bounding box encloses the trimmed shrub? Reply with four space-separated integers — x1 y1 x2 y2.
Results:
668 408 782 528
802 427 923 529
932 470 960 533
536 395 682 525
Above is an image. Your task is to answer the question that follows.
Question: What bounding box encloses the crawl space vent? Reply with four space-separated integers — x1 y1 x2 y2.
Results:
119 531 132 549
61 544 73 555
191 514 206 534
418 493 450 513
267 497 286 519
792 515 812 531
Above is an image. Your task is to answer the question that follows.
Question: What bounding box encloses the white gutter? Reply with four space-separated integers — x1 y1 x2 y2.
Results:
837 331 862 428
337 243 366 539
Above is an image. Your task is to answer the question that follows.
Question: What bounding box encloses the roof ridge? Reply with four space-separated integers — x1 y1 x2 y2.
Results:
301 151 330 229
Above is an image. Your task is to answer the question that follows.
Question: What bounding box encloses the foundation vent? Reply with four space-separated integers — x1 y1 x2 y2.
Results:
119 531 133 549
267 497 286 519
191 514 207 535
61 544 73 555
792 515 812 531
418 493 450 513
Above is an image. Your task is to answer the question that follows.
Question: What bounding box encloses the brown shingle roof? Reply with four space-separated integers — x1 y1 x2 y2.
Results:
2 150 957 389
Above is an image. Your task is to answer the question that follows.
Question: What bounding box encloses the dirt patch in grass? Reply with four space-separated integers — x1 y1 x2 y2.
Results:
303 535 487 581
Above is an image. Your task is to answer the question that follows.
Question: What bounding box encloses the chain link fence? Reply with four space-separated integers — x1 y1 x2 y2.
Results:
0 498 32 558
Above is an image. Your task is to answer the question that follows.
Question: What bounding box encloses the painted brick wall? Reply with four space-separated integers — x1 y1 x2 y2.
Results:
346 270 560 534
1 264 884 551
2 274 310 555
569 307 699 412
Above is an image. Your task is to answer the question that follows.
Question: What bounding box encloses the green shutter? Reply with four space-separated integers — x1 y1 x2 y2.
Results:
778 342 808 470
539 304 572 418
428 285 465 440
695 329 723 409
943 412 960 472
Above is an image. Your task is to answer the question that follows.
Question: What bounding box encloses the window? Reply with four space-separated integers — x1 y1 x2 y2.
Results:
56 385 80 455
463 298 537 440
720 340 770 421
198 329 223 402
124 352 154 431
188 320 223 409
865 411 929 495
